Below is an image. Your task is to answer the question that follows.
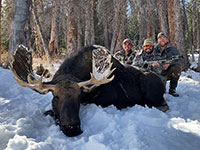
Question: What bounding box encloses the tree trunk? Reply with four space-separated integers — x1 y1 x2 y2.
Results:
197 50 200 72
96 0 114 49
0 0 2 65
66 0 79 58
90 0 95 45
135 0 147 48
48 0 59 59
196 1 200 71
9 0 31 60
147 0 156 40
110 0 127 54
195 3 200 51
192 0 199 49
77 13 82 51
84 0 91 46
181 0 195 62
27 8 32 50
168 0 189 70
174 0 189 71
191 46 195 62
33 0 42 57
168 0 176 47
84 0 95 46
157 0 169 36
103 22 109 49
32 0 51 63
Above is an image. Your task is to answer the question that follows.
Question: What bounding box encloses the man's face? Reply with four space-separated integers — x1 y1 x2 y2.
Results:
158 36 168 47
123 42 132 52
144 45 153 54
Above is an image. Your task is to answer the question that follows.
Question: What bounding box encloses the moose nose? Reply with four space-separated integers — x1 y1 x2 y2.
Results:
60 124 83 137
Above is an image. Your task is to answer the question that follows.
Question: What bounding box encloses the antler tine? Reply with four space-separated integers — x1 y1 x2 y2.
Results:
10 61 55 94
77 73 95 88
10 66 33 88
27 72 44 89
10 53 15 65
77 67 116 89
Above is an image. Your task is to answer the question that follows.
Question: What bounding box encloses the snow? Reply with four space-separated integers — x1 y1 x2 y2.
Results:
1 55 200 150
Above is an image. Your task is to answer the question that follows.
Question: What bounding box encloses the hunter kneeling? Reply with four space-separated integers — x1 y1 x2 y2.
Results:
133 33 182 97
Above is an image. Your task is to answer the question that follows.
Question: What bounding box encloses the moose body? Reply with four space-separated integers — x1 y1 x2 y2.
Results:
10 45 168 137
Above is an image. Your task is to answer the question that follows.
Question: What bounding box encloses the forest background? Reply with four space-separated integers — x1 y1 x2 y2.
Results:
0 0 199 71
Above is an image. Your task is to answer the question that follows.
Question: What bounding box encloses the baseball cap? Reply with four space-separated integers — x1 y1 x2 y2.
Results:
157 32 168 39
123 38 133 46
143 38 154 46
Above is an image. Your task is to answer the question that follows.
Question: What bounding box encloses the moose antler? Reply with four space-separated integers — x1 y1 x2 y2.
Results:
9 45 115 94
9 45 55 94
77 65 115 88
10 65 55 94
78 46 116 92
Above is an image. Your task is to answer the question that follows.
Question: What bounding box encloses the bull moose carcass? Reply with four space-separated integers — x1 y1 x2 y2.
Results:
9 45 169 137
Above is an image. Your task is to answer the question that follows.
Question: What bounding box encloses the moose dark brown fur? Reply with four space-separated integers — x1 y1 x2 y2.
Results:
10 45 168 137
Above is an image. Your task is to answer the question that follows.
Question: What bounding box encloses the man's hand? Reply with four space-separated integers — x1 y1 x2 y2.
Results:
162 63 170 70
152 61 160 67
152 61 170 70
135 50 141 56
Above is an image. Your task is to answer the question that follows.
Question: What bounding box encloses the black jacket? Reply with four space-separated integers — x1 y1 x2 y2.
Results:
154 43 182 66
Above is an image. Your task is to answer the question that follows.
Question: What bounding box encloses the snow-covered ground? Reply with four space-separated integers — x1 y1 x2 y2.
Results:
0 55 200 150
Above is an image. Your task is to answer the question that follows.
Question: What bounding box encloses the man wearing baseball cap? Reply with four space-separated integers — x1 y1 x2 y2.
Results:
133 38 155 69
152 32 182 97
114 38 136 65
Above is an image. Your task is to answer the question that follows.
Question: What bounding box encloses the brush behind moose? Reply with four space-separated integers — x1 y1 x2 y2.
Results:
9 45 168 137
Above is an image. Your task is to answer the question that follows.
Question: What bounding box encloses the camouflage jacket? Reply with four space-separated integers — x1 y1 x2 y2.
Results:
114 49 136 65
133 51 155 69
